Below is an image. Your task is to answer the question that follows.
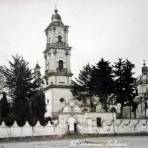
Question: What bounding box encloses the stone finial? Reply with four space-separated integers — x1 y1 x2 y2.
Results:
143 59 146 66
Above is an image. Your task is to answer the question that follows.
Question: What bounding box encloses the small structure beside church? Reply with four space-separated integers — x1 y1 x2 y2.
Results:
134 61 148 118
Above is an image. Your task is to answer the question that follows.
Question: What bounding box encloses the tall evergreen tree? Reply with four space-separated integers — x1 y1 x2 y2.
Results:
93 58 114 111
71 64 95 111
32 90 46 120
3 55 38 119
31 64 46 120
113 58 136 117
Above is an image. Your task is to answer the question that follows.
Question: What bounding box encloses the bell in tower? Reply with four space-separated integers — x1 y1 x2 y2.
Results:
43 8 73 118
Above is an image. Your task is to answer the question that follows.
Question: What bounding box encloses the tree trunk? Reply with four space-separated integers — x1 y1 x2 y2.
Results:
90 96 94 112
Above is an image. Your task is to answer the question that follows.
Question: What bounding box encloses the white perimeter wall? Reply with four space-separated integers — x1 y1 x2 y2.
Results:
0 119 148 138
0 121 67 138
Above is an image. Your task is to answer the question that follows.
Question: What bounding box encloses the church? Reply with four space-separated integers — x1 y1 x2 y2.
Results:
0 8 148 137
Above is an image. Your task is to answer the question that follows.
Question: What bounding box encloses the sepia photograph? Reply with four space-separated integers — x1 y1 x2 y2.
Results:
0 0 148 147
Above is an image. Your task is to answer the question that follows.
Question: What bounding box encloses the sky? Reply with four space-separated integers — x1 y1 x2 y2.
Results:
0 0 148 78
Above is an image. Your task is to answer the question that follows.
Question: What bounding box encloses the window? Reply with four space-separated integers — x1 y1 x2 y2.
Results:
145 102 147 109
96 117 102 127
47 99 49 104
58 35 62 42
60 98 65 103
59 60 63 70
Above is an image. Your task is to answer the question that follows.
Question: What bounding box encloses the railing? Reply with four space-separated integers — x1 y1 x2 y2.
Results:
46 42 68 47
56 68 67 73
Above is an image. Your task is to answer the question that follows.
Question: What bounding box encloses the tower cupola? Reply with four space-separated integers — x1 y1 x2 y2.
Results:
51 9 62 23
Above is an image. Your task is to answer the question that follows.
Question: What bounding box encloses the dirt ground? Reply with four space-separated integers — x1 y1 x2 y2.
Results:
0 136 147 148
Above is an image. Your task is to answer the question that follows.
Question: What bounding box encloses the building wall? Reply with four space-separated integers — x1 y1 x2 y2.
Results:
45 88 73 117
47 75 71 86
46 26 68 45
45 48 71 75
79 119 148 135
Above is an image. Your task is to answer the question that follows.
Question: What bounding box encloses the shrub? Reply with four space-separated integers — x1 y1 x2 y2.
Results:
4 114 14 127
28 117 37 127
39 118 48 126
16 118 26 127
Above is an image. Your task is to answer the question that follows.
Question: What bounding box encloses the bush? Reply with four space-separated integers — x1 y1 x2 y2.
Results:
16 118 26 127
45 116 52 122
39 117 53 126
4 114 14 127
28 117 37 127
39 118 48 126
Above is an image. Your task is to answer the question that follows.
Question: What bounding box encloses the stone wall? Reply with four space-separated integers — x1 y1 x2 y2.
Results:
79 119 148 135
0 121 67 139
0 119 148 138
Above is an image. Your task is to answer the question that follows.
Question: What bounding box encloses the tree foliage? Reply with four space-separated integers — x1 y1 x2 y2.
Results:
113 59 136 116
71 64 95 111
32 90 46 120
113 59 136 105
2 55 46 120
72 58 136 113
92 58 114 111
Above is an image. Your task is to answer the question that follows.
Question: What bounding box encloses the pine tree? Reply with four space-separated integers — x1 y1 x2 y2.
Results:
3 55 38 119
71 64 95 111
93 58 114 111
0 66 6 92
32 90 46 120
113 58 136 117
31 64 46 120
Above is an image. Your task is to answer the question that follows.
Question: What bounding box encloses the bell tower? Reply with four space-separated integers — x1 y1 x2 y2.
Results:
44 9 73 117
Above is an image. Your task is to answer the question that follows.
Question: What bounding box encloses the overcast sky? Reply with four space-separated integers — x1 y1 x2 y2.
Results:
0 0 148 78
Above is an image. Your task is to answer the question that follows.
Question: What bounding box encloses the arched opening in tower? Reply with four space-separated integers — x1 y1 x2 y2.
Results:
58 35 62 42
59 60 64 70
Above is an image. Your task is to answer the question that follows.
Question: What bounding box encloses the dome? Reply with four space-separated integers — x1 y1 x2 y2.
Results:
137 75 148 85
45 9 64 32
137 62 148 85
51 9 62 22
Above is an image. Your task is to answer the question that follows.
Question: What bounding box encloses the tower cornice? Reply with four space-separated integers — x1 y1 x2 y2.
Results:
44 84 72 91
45 24 69 32
44 44 71 53
45 70 73 77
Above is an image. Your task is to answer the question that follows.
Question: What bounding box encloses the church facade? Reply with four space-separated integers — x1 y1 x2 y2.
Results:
43 9 73 117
